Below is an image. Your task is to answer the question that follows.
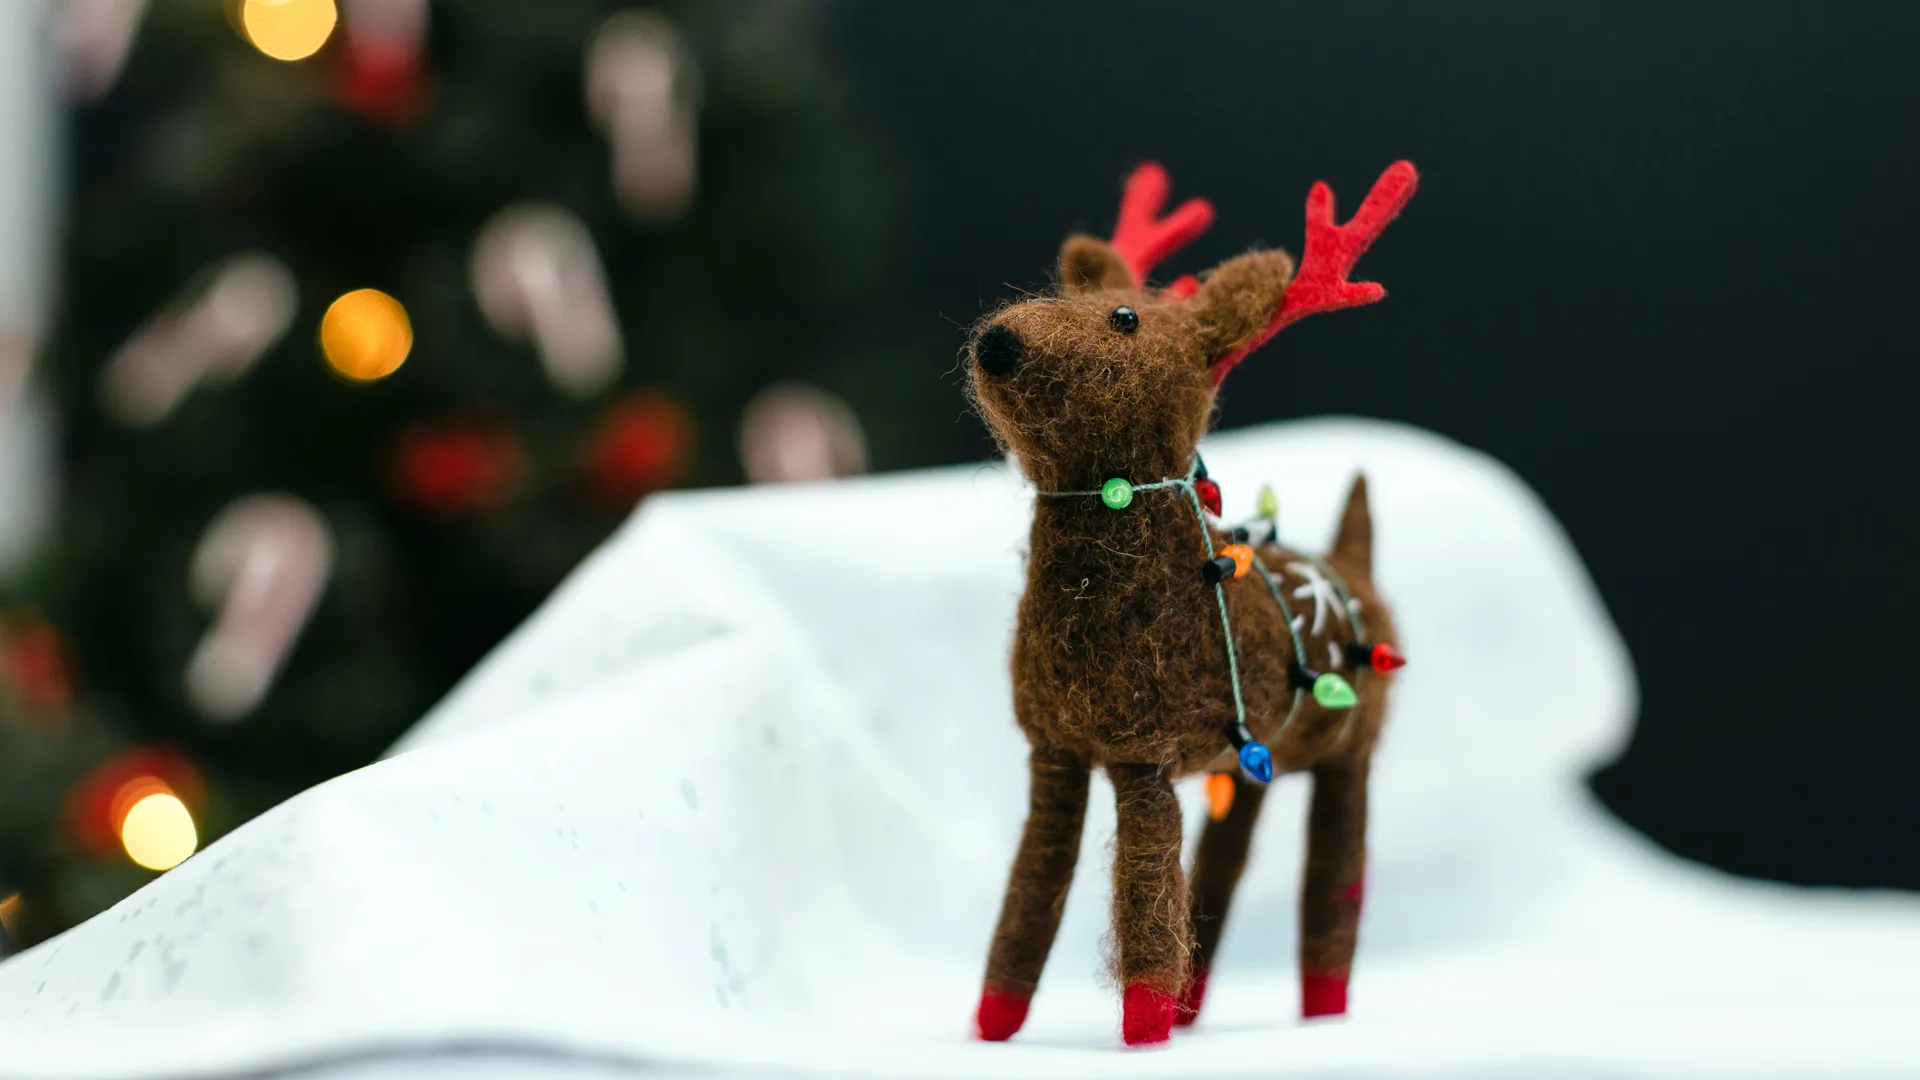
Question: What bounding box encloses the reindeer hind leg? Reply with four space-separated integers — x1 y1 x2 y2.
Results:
1179 769 1270 1026
1300 758 1369 1020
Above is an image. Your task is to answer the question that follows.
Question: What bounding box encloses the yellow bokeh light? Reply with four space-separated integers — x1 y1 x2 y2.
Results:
120 792 199 872
241 0 338 62
320 288 413 383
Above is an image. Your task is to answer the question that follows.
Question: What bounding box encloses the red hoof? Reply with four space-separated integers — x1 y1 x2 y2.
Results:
1122 983 1178 1046
975 988 1031 1041
1301 971 1349 1019
1174 968 1209 1027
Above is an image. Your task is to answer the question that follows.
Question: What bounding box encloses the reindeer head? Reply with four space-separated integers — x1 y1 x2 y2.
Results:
968 162 1418 491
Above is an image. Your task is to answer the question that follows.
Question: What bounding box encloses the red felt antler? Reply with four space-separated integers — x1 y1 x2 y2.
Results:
1109 163 1215 291
1210 160 1419 385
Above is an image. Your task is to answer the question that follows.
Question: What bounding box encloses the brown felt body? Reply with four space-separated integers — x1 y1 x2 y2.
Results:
1012 493 1392 772
972 232 1396 1019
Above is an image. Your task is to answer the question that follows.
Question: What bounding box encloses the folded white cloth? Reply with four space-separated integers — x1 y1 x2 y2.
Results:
2 418 1916 1080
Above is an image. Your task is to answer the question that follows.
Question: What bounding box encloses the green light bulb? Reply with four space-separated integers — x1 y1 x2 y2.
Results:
1257 484 1279 519
1312 672 1357 709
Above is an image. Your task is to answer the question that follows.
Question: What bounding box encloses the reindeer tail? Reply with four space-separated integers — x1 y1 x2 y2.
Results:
1329 473 1372 579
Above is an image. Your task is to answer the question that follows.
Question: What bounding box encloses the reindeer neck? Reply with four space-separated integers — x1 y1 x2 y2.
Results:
1029 484 1205 564
1026 476 1214 594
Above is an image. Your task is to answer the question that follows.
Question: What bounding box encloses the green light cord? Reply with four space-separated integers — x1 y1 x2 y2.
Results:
1248 552 1311 741
1040 478 1186 498
1248 553 1309 671
1172 472 1249 736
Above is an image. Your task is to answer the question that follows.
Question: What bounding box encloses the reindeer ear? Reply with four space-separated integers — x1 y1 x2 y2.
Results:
1189 250 1296 359
1057 235 1134 294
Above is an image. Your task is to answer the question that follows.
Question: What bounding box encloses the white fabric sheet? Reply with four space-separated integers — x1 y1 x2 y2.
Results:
2 418 1917 1079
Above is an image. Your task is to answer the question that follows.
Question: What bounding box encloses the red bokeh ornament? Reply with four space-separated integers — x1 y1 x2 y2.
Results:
581 391 694 503
0 610 75 713
333 31 428 126
389 419 524 516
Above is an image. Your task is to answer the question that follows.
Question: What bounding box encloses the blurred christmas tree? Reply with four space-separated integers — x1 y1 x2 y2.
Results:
0 0 938 948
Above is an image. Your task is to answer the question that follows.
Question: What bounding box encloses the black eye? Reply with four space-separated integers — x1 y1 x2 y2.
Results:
1109 306 1139 334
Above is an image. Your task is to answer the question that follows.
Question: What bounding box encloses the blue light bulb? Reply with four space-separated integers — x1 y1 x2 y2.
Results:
1238 742 1274 784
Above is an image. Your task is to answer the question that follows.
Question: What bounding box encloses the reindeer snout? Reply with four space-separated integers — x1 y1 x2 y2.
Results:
972 324 1024 377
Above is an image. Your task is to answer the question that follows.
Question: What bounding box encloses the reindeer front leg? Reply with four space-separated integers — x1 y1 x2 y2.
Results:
1178 769 1270 1026
1300 758 1369 1019
1108 761 1190 1046
977 742 1090 1041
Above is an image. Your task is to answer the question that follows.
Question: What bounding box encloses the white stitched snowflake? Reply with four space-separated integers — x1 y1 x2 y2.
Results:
1287 561 1348 635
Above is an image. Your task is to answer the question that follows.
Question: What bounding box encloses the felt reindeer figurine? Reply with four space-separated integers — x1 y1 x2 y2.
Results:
966 160 1418 1047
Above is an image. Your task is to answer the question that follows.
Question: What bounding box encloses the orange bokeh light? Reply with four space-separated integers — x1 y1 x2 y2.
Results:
320 288 413 382
240 0 339 62
108 776 175 838
64 748 205 861
120 791 198 871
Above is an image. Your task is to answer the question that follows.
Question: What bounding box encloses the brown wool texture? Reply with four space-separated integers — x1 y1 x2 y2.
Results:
972 234 1398 1003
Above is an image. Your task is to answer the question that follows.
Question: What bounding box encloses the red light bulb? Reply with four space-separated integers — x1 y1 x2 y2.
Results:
1194 477 1222 516
1370 643 1407 673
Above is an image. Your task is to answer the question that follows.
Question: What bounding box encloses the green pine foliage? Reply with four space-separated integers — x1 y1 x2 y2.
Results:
0 0 944 943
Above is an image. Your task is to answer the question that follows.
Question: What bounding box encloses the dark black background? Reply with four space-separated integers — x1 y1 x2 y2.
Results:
824 0 1920 888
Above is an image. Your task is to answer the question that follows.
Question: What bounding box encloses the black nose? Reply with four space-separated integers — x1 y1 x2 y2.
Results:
972 324 1024 377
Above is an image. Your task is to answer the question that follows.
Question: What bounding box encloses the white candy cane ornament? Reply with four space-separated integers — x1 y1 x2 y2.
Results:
183 496 331 722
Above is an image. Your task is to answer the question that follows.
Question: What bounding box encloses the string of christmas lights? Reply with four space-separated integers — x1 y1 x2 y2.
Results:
1041 457 1405 785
